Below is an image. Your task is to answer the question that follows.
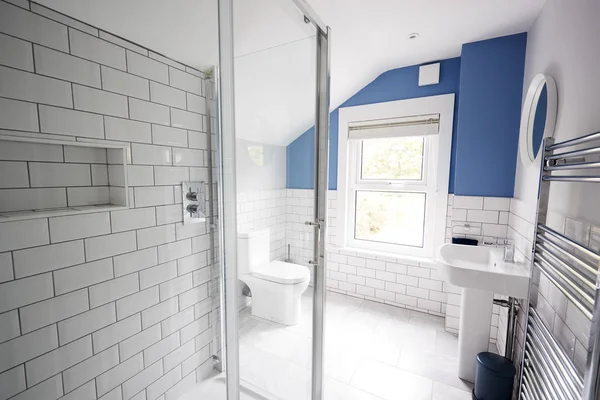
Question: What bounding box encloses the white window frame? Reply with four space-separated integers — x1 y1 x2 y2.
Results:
336 94 455 260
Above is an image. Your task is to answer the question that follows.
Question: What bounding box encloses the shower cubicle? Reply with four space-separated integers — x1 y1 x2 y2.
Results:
0 0 330 399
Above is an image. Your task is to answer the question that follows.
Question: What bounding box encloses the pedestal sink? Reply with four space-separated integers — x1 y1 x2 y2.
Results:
437 243 529 382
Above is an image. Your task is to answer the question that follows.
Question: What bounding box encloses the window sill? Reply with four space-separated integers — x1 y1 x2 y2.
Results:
327 245 436 267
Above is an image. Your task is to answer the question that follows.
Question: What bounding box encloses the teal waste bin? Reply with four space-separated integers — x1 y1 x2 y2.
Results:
473 352 516 400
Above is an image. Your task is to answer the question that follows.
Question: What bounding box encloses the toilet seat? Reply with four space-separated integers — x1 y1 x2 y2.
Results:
252 261 310 285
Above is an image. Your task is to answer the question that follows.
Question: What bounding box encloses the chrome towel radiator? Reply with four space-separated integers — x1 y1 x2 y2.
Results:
519 132 600 400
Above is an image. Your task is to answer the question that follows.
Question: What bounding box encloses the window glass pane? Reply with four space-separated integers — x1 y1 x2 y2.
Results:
355 191 426 247
360 137 424 180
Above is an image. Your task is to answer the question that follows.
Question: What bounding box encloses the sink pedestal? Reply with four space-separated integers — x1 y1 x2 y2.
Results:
457 288 494 383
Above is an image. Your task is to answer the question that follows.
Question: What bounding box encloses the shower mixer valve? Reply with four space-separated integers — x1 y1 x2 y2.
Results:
182 182 207 224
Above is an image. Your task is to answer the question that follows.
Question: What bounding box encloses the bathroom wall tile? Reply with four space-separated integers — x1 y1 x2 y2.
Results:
39 105 105 138
123 360 163 400
137 224 176 250
154 166 190 186
171 108 202 131
7 373 63 400
69 28 126 70
125 165 155 186
0 32 34 72
29 162 91 187
0 325 58 373
151 53 185 70
25 335 92 386
12 239 84 278
59 380 96 400
156 204 183 225
30 3 98 36
102 65 150 100
20 289 88 334
452 196 484 210
132 143 172 166
119 324 161 361
100 32 147 56
126 50 169 84
172 148 203 167
0 161 29 188
483 197 510 211
0 311 19 344
62 345 119 393
157 238 192 264
49 212 111 242
54 258 113 295
129 98 170 126
150 81 186 109
93 314 141 354
84 231 137 261
0 2 68 52
186 93 206 114
111 207 156 233
0 365 26 400
188 132 208 150
140 261 177 290
0 65 72 107
0 97 39 132
89 273 139 308
113 248 158 277
117 287 160 321
104 116 152 144
141 297 178 330
34 45 101 87
134 186 175 208
144 332 180 369
73 84 128 118
179 284 208 310
466 209 499 224
66 186 110 206
96 353 144 397
161 307 194 337
58 303 116 346
0 252 14 284
169 67 202 95
152 125 188 148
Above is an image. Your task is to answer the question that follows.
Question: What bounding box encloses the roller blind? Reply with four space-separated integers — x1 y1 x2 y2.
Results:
348 113 440 140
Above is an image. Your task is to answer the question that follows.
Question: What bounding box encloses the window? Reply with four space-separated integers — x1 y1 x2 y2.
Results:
337 96 454 259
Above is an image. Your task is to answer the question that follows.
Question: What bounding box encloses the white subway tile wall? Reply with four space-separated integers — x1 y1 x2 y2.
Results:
282 190 512 350
0 2 216 400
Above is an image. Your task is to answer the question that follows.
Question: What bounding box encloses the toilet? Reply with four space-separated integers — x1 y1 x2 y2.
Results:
237 228 310 325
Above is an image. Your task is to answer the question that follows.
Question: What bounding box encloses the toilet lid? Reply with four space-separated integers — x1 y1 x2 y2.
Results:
252 261 310 285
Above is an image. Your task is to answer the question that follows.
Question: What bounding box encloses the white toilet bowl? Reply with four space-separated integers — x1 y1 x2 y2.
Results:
240 261 310 325
237 229 310 326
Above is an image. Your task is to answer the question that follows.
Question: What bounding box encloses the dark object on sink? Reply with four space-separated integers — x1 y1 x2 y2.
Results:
472 352 516 400
452 237 479 246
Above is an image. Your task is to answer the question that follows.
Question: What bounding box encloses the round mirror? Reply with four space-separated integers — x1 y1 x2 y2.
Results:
519 73 558 164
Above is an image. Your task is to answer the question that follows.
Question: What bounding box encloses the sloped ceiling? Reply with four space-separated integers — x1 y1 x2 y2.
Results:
36 0 545 146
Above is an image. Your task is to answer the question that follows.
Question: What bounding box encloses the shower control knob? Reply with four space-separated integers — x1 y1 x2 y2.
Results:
186 204 198 216
186 191 198 201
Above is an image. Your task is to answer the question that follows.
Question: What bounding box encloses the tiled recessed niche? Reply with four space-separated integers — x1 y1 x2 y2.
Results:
0 135 129 221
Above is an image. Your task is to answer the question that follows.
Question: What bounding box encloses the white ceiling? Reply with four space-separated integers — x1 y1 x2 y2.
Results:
37 0 546 146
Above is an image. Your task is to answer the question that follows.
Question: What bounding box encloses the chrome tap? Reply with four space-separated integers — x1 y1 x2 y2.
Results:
501 239 515 262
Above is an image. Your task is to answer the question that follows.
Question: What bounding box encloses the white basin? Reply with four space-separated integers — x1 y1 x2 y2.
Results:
437 243 529 298
436 243 530 382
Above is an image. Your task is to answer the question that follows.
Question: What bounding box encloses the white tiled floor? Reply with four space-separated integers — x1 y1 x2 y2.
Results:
237 289 477 400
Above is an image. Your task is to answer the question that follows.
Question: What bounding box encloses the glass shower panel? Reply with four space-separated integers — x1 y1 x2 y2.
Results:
232 1 317 398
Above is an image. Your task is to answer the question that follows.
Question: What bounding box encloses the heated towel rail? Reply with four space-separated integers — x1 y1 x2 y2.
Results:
519 132 600 400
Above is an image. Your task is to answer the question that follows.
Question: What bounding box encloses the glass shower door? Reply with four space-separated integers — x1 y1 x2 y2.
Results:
215 0 330 398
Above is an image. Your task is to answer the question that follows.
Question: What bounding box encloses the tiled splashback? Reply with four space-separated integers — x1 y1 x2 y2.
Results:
0 2 216 399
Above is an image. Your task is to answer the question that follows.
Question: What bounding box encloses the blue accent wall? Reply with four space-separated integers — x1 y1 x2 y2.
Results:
287 57 462 190
287 33 527 196
453 33 527 197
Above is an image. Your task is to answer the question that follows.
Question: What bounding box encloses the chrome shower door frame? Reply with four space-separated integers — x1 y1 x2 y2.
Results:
216 0 331 398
